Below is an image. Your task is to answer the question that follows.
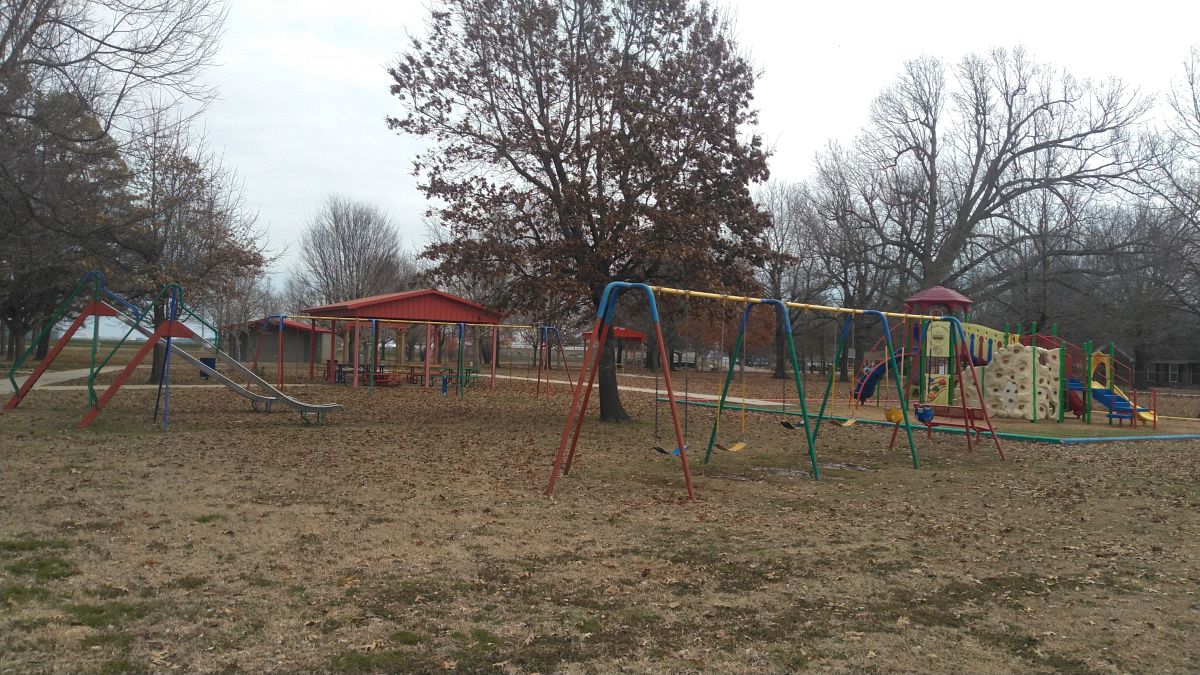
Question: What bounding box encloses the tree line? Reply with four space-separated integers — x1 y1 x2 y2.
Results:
389 1 1200 412
0 0 265 380
757 47 1200 385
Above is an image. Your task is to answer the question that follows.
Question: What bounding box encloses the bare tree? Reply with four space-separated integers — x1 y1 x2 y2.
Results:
293 195 417 305
0 0 225 130
1 0 229 363
114 110 266 380
755 180 829 378
859 49 1151 290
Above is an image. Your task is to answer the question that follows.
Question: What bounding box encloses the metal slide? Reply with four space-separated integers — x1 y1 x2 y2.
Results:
108 304 343 420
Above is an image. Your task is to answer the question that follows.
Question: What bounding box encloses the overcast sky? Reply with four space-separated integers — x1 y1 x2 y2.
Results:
202 0 1200 281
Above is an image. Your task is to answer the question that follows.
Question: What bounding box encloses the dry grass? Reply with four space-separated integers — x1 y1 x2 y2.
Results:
1 382 1199 674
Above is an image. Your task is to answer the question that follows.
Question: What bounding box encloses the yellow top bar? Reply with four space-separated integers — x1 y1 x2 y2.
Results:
283 314 535 329
648 286 941 321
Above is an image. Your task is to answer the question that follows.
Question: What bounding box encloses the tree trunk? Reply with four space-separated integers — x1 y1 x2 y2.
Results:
851 320 868 381
644 343 657 370
616 340 624 366
598 336 629 422
1132 345 1148 390
481 337 493 365
35 331 50 360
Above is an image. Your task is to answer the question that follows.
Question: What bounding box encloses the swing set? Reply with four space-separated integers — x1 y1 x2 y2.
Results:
546 282 1003 500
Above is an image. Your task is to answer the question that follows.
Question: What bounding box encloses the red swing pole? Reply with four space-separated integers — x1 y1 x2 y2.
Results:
649 293 696 500
547 318 609 495
951 319 1004 460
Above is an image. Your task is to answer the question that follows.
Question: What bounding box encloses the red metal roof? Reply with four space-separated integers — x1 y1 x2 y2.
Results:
582 326 646 343
903 286 973 313
302 288 504 324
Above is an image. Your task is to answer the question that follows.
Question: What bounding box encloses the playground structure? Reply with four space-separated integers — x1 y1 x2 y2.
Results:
850 288 1158 430
5 272 583 431
4 272 343 429
545 282 1005 500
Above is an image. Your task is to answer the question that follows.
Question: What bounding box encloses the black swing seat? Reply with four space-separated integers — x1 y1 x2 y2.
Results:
652 444 685 457
780 420 806 430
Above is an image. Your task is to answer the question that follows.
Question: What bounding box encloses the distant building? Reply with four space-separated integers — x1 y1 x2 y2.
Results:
1140 343 1200 388
221 318 333 363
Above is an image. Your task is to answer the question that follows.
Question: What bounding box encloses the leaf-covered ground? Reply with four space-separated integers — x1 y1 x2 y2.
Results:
1 382 1199 674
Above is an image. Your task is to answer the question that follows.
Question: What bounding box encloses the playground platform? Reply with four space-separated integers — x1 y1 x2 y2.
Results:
661 397 1200 446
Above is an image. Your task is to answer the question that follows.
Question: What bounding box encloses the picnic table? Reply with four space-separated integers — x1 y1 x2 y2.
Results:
333 362 390 384
404 365 478 387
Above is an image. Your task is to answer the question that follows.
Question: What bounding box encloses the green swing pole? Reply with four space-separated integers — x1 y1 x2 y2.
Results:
879 312 919 469
812 315 852 444
1030 321 1038 423
768 299 820 479
704 304 750 464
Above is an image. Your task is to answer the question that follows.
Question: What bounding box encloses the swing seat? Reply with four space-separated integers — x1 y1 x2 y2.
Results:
779 420 805 430
717 441 747 453
836 419 857 428
653 444 686 457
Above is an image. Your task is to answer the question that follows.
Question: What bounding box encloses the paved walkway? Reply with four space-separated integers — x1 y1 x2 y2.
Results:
15 370 785 406
8 365 142 389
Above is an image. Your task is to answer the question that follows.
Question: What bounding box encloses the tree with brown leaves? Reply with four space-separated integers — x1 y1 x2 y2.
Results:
388 0 770 420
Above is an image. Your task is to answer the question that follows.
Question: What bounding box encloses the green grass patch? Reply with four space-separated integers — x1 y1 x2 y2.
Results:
6 556 77 580
0 538 70 554
64 601 157 628
193 514 225 524
167 575 208 591
80 632 134 650
0 583 52 604
327 649 432 673
9 617 54 631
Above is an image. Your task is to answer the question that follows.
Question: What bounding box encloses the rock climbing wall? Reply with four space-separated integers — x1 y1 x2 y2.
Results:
979 343 1060 420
